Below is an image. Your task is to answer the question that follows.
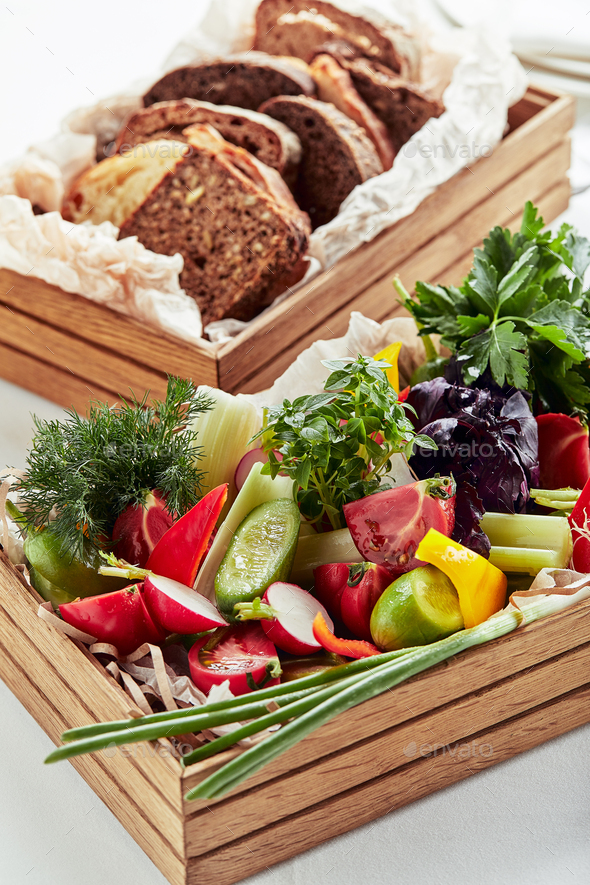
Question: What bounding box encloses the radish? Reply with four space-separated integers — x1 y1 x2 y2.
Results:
234 581 334 655
234 448 268 492
142 574 228 634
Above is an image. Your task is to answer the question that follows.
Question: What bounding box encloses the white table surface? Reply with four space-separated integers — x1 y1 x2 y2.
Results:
1 2 589 883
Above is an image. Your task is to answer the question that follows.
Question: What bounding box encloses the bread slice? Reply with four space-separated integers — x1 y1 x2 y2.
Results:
62 140 188 227
117 125 311 328
259 95 382 229
114 99 302 189
254 0 420 79
309 54 394 170
339 57 444 154
143 53 316 111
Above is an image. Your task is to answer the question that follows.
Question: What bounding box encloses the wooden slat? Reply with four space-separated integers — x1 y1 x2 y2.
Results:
217 90 575 387
0 339 119 413
186 683 590 885
0 634 188 885
182 595 590 802
184 640 590 854
234 147 570 395
0 268 219 385
0 302 169 399
0 552 183 814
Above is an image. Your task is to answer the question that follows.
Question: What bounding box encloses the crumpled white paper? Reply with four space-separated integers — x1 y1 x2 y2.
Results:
0 0 527 343
0 195 204 343
246 311 430 408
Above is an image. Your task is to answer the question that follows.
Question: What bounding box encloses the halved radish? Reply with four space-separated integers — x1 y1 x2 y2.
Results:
234 448 268 492
143 574 228 634
235 582 334 655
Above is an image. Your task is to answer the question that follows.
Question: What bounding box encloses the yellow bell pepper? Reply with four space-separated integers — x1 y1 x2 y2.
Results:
373 341 402 393
416 528 507 628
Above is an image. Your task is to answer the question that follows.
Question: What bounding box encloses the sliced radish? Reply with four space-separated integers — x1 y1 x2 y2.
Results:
143 574 228 634
234 448 268 492
236 581 334 655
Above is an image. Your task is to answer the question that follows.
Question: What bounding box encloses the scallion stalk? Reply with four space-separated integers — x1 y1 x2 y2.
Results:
185 610 523 800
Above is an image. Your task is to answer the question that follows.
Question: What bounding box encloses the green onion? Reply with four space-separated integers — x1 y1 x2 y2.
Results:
185 610 523 800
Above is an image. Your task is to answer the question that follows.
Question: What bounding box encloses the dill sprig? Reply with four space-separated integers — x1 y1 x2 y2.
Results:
15 377 213 560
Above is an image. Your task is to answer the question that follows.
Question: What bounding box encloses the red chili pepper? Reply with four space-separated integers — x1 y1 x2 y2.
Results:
146 484 228 586
312 612 381 659
568 476 590 572
398 385 411 403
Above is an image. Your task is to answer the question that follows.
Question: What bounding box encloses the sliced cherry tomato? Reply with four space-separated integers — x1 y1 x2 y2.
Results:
59 583 165 654
343 476 456 577
188 623 281 696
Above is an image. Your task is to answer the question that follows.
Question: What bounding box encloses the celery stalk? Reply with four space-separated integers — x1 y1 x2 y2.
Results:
193 462 293 600
189 387 261 511
482 512 572 574
291 528 359 586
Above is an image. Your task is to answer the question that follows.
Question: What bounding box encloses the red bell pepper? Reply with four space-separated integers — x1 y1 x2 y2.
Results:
59 583 165 654
146 484 228 586
313 562 392 641
569 476 590 572
312 612 381 659
536 413 590 490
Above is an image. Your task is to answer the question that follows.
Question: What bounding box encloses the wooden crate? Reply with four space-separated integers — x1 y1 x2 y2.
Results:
0 85 575 413
1 548 589 884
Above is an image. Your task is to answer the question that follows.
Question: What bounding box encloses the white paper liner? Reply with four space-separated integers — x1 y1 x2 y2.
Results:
0 1 527 344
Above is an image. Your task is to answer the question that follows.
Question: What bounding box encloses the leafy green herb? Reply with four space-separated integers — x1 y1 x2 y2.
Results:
400 202 590 417
254 355 436 531
15 377 212 559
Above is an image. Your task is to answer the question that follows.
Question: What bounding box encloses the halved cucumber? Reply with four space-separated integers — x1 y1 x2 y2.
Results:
214 498 300 621
370 565 464 651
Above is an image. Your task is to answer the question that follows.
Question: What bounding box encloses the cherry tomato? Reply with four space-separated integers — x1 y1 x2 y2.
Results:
188 623 280 696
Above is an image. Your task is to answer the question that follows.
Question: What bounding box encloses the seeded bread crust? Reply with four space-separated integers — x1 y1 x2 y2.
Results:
309 54 395 170
254 0 420 79
143 53 316 112
259 95 382 229
117 125 311 328
338 56 444 154
114 99 302 189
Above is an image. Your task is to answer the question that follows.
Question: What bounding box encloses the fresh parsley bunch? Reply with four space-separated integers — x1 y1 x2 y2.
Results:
256 355 437 531
15 377 212 558
404 202 590 418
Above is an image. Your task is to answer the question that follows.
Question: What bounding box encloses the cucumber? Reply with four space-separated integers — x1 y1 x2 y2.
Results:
215 498 300 621
370 565 464 651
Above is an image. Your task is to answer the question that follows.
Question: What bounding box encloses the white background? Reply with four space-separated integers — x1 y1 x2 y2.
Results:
1 1 589 884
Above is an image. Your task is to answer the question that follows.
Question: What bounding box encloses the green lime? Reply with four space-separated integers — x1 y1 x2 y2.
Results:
24 526 128 600
370 565 464 650
215 498 300 621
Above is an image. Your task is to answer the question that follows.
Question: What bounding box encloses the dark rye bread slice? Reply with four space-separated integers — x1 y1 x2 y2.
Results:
254 0 420 80
114 99 302 189
118 125 311 328
143 53 316 112
338 56 444 154
260 95 382 229
309 54 394 170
